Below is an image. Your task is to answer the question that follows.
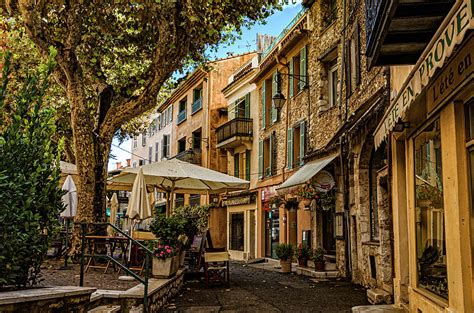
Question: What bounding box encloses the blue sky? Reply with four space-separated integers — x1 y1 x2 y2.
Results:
108 2 303 170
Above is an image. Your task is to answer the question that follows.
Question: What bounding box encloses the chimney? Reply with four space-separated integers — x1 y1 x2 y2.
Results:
256 33 276 53
116 162 122 170
126 158 131 167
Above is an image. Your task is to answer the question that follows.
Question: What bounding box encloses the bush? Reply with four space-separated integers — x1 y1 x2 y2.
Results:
172 204 210 248
275 243 294 261
312 248 325 263
296 243 311 260
0 51 64 289
150 214 187 247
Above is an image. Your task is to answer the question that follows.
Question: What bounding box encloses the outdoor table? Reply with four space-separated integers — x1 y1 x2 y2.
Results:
84 235 130 273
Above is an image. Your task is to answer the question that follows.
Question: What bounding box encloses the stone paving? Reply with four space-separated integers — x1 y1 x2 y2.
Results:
161 261 369 313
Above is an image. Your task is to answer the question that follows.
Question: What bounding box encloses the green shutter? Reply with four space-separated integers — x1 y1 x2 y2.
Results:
300 121 306 166
269 135 273 176
287 128 293 169
244 93 250 118
271 72 278 123
258 140 264 179
245 150 251 181
234 154 240 178
300 46 307 90
261 84 266 129
289 59 294 98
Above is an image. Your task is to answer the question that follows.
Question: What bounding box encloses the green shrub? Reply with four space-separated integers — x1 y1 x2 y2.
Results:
0 50 64 289
275 243 294 261
150 214 187 247
312 248 325 263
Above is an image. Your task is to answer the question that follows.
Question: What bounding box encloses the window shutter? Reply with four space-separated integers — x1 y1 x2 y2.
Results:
161 138 165 158
300 121 306 166
289 59 294 98
245 93 250 118
234 154 240 178
271 72 278 123
169 106 173 122
345 39 351 96
258 140 264 179
300 46 307 89
261 84 266 129
269 135 273 176
245 150 251 181
287 128 293 169
355 23 361 86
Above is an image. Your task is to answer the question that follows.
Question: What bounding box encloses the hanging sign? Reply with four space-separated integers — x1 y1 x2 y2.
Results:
312 170 335 193
374 0 474 148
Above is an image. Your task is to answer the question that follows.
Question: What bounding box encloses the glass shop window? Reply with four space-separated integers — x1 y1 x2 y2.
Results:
230 213 244 251
414 119 448 299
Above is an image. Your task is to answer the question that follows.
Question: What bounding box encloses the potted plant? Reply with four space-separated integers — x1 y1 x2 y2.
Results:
296 243 311 267
276 243 294 273
151 243 179 278
313 248 325 271
297 185 318 206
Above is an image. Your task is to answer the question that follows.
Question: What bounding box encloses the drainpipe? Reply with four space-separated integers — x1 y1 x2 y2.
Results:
339 0 348 122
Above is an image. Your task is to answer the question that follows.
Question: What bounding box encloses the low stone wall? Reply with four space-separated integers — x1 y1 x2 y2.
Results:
0 286 96 313
89 269 185 312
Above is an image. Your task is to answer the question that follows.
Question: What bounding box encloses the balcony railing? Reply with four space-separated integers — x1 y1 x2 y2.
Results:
192 98 202 114
177 110 186 124
216 118 253 144
173 149 201 165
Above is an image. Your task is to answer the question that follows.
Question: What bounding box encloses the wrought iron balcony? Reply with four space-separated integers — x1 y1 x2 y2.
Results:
192 98 202 114
216 118 253 149
173 149 201 165
177 110 186 124
365 0 454 68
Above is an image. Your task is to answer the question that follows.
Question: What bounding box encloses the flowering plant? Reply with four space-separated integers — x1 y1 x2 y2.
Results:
296 243 311 260
297 186 319 199
153 244 177 260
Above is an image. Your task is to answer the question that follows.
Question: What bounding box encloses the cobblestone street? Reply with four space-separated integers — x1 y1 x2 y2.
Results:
161 262 368 313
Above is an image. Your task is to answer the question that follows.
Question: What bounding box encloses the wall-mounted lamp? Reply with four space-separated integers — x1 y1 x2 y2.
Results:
393 122 410 132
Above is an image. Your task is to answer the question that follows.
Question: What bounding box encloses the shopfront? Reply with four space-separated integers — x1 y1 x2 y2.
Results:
375 2 473 310
224 192 258 261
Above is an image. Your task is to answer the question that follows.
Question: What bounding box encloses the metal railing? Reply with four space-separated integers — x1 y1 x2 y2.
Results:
191 98 202 114
79 223 153 313
172 148 202 165
216 118 253 143
261 8 308 59
177 110 187 124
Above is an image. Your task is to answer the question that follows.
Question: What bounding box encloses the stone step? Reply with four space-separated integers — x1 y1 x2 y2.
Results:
352 304 406 313
88 305 121 313
367 288 393 305
296 266 339 278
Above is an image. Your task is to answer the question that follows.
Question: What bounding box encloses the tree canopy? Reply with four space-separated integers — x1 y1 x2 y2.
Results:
1 0 280 225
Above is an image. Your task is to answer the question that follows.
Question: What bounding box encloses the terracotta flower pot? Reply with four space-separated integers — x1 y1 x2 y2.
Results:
298 258 308 267
152 255 179 278
300 198 311 207
314 261 325 271
280 259 292 273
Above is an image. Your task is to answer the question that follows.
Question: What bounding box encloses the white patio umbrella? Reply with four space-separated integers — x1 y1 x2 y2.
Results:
108 158 249 214
60 175 77 268
107 193 119 236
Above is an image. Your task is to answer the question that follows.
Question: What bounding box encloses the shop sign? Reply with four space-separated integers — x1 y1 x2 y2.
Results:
261 185 278 202
374 0 474 148
427 37 473 112
223 195 252 206
311 170 335 193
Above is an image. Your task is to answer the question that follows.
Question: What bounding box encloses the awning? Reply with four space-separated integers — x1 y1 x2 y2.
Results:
277 154 338 192
374 0 474 148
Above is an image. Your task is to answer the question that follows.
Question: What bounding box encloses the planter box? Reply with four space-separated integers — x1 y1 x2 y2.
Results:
179 251 186 268
280 260 292 273
152 255 179 278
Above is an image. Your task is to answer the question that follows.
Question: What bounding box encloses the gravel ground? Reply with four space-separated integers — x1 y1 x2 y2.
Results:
40 258 138 291
161 262 369 313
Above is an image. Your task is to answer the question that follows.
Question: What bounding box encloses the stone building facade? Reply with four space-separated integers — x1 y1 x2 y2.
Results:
158 52 255 248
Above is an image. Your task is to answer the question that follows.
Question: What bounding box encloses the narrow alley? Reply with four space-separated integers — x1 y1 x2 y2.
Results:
161 262 368 313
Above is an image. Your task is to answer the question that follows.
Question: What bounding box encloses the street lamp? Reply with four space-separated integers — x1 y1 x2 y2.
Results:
271 71 310 111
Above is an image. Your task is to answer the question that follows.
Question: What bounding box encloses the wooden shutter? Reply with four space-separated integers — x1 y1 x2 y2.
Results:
271 72 278 123
289 59 294 98
234 154 240 178
245 93 250 118
269 135 273 176
300 121 306 166
261 84 266 129
169 106 173 122
300 46 307 89
287 127 293 169
345 39 351 96
245 150 251 181
355 23 361 86
258 140 263 179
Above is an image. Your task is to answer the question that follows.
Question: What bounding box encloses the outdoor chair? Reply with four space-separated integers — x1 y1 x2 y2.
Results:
203 251 230 288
